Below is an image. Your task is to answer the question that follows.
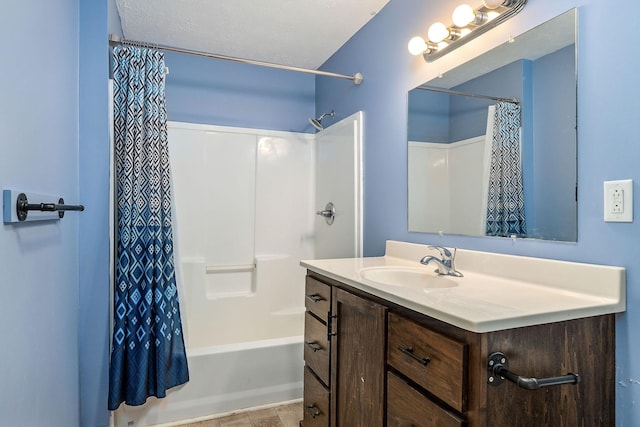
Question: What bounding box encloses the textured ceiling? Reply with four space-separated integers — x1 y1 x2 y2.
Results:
116 0 390 70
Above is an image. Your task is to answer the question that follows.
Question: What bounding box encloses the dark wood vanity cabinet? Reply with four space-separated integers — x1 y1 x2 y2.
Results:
302 276 387 427
302 271 616 427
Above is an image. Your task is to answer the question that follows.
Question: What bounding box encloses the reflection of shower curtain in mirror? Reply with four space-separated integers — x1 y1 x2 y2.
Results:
485 102 526 237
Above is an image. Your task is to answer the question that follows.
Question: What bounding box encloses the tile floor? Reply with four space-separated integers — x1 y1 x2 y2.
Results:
179 402 302 427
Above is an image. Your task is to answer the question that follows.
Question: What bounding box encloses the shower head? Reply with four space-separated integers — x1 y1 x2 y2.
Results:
309 110 335 131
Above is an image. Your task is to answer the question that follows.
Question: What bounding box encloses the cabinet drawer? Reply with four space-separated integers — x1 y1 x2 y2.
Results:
388 313 467 412
387 371 465 427
304 311 330 385
305 276 331 322
303 367 330 427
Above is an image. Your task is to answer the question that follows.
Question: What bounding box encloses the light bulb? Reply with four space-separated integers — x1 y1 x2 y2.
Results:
428 22 450 43
452 4 476 27
482 0 505 9
407 36 428 55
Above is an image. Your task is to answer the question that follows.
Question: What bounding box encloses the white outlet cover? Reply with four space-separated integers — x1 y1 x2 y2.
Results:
604 179 633 222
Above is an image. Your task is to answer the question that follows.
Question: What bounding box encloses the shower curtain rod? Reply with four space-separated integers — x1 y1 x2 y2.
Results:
416 85 519 104
109 34 363 85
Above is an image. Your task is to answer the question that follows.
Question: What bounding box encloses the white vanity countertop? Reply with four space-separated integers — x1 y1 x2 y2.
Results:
300 241 626 333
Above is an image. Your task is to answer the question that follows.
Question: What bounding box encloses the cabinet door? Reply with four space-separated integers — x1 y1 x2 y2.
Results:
331 288 387 427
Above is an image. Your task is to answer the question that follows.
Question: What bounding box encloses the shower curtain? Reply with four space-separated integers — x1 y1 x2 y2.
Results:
108 46 189 410
485 101 527 237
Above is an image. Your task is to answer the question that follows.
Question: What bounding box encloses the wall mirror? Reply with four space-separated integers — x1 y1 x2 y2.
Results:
407 9 577 242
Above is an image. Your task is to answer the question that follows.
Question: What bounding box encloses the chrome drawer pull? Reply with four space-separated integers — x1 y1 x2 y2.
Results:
305 404 321 418
306 293 324 303
305 341 323 352
398 346 431 365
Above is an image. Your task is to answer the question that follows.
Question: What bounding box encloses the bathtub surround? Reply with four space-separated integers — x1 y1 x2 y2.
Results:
113 115 361 425
110 46 189 410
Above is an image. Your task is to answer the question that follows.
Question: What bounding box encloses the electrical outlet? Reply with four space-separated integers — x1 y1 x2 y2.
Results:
604 179 633 222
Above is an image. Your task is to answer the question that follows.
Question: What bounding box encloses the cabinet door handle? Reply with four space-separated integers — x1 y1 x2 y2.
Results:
398 346 431 365
306 293 324 303
305 341 324 352
305 404 321 418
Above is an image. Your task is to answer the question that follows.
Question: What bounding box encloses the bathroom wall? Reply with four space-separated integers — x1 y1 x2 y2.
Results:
317 0 640 423
532 45 578 241
79 1 111 426
163 51 316 133
0 1 80 426
449 61 525 141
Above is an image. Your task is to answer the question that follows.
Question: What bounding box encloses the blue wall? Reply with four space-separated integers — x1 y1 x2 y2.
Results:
164 51 316 132
79 0 111 426
450 60 524 141
318 0 640 424
0 1 81 426
407 90 450 142
532 45 577 241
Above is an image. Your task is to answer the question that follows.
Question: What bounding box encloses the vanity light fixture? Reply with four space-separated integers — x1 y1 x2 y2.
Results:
408 0 527 62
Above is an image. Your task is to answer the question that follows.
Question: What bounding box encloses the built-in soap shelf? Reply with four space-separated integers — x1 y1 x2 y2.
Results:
3 189 84 223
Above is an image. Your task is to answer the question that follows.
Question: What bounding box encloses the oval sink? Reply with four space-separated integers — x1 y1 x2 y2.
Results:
359 266 458 289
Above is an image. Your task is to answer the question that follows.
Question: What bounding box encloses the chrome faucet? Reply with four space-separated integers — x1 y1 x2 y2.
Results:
420 246 463 277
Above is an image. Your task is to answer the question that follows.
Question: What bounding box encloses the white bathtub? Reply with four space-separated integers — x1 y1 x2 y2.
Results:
114 335 304 426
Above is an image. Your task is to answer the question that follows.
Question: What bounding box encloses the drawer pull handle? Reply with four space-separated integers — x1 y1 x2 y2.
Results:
398 346 430 365
305 341 323 352
305 404 321 418
488 351 581 390
306 293 324 303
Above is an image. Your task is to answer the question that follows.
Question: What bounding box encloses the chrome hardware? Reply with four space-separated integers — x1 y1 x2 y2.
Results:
398 346 431 366
487 351 580 390
316 202 335 225
420 245 463 277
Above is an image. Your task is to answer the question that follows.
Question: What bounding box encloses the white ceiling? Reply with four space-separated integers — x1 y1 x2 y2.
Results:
116 0 390 70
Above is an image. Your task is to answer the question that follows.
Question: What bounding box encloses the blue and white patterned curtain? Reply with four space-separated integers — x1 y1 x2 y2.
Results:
108 46 189 410
486 102 527 237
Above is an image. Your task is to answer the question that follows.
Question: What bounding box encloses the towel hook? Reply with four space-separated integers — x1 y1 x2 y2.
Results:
16 193 84 221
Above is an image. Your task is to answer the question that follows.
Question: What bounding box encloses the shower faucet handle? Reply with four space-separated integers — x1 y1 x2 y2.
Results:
316 202 335 225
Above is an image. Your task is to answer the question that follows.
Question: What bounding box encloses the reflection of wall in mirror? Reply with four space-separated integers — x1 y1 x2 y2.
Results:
408 45 576 240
